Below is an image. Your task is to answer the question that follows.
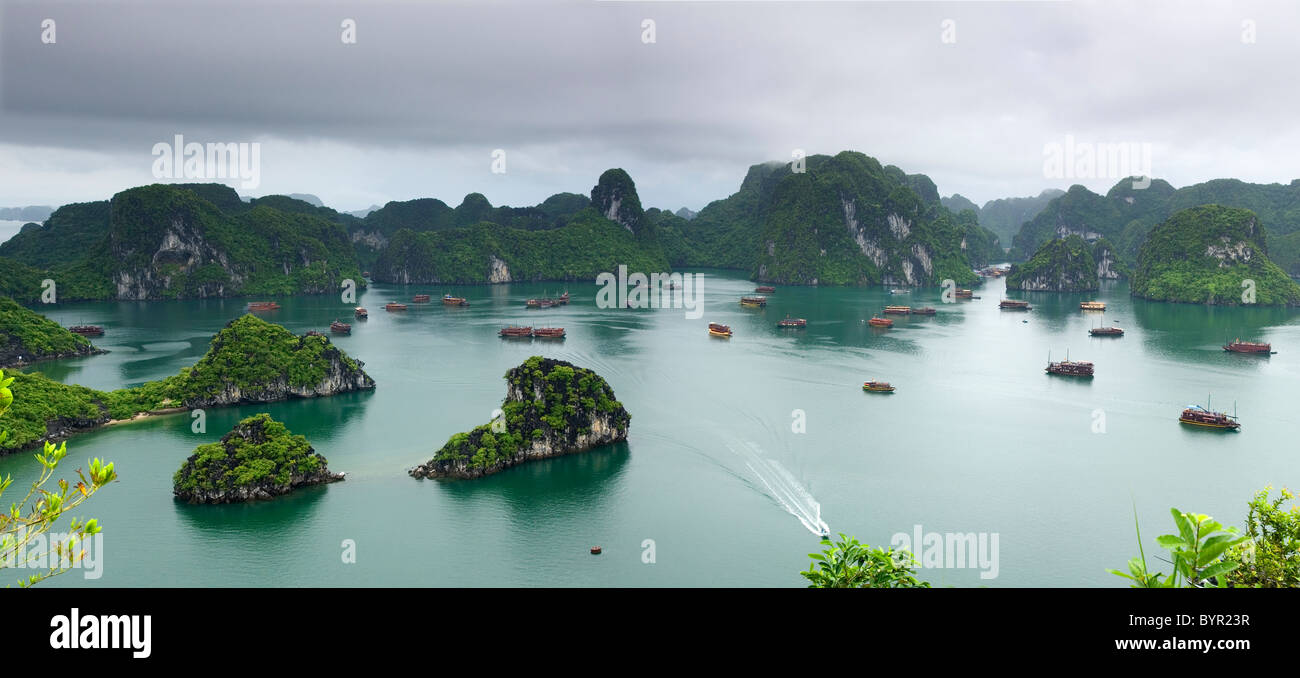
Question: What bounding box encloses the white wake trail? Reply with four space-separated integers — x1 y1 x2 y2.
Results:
731 441 829 537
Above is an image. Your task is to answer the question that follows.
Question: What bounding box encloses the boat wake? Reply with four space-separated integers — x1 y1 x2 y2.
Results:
730 440 829 537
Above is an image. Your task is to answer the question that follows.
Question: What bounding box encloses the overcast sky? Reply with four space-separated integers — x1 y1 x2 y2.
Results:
1 0 1298 215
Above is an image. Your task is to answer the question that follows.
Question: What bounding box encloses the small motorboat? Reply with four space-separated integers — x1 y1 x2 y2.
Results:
413 294 431 303
590 546 602 555
354 307 368 319
868 316 893 327
708 322 732 338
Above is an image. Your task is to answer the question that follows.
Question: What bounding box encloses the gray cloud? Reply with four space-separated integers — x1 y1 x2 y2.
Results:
1 0 1298 213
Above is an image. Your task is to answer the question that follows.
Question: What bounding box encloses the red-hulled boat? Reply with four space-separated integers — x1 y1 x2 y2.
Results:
868 316 893 327
911 307 937 315
1223 339 1272 354
533 327 566 339
442 295 469 306
330 320 351 334
247 301 280 311
499 326 533 338
413 294 431 303
756 285 776 293
354 307 368 319
68 325 104 336
385 302 407 312
999 299 1032 310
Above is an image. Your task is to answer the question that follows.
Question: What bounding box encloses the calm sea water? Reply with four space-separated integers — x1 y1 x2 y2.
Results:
4 270 1298 587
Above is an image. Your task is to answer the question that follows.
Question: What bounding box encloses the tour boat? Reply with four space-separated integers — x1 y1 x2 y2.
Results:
911 307 937 315
1089 325 1124 337
412 294 431 303
526 292 567 308
590 546 602 555
330 320 351 334
1045 353 1094 377
354 307 368 319
442 295 469 306
889 288 910 295
883 305 911 315
1223 339 1272 354
868 316 893 327
862 380 896 393
756 285 776 293
385 302 407 312
499 326 533 338
740 296 768 308
777 317 807 329
305 329 325 337
533 327 566 339
999 299 1032 310
708 322 732 338
1080 301 1106 311
68 325 104 336
1179 404 1240 431
955 289 974 299
247 301 280 311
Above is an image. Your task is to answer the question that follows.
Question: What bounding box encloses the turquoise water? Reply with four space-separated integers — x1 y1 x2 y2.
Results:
4 270 1298 587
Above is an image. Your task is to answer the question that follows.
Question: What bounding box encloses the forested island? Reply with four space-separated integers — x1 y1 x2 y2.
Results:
410 357 629 479
0 295 103 367
174 414 344 503
0 314 374 453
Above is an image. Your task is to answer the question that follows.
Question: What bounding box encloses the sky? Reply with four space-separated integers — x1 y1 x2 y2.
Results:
1 0 1298 215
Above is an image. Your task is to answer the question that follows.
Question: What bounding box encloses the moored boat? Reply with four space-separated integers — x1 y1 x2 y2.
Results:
862 380 895 392
777 316 807 329
247 301 280 311
910 307 936 315
385 302 407 312
442 295 469 306
868 316 893 327
1179 404 1240 431
68 324 104 336
740 296 767 308
1045 356 1094 377
1223 339 1272 354
305 329 325 337
883 305 911 315
955 289 974 299
708 322 732 338
533 327 566 339
1089 326 1124 337
755 285 776 293
999 299 1032 310
1080 301 1106 311
499 326 533 338
413 294 431 303
354 307 368 319
330 320 351 334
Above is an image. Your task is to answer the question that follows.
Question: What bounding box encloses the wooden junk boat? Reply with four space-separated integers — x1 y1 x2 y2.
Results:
999 299 1032 311
955 289 974 299
755 285 776 293
385 302 408 312
777 316 807 329
412 294 432 303
883 305 911 315
1089 325 1124 337
1223 339 1273 354
247 301 280 311
442 295 469 306
1080 301 1106 311
330 320 351 334
708 322 733 338
740 296 768 308
1179 399 1240 431
868 316 893 327
911 307 937 315
533 327 566 339
68 324 104 336
862 380 896 393
499 326 533 338
1045 352 1094 377
525 291 569 308
354 307 368 319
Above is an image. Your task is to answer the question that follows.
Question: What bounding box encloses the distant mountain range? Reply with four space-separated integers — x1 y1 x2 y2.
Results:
0 205 53 222
942 190 1065 251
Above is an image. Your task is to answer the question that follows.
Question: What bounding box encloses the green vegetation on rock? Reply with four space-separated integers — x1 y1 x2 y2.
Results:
411 356 629 479
1006 235 1099 292
1131 205 1300 305
173 413 342 503
0 296 99 367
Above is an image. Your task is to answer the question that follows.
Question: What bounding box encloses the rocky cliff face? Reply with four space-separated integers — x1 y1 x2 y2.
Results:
410 357 629 480
173 414 344 504
590 169 644 234
1092 238 1127 280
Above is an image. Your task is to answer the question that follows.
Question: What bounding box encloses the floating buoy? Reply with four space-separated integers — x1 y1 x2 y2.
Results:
590 546 602 555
